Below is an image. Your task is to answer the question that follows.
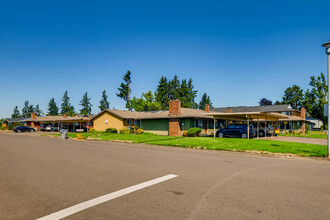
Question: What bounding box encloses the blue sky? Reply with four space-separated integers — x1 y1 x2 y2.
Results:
1 0 329 117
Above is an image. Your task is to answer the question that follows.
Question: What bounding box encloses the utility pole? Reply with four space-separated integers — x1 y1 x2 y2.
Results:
322 41 330 158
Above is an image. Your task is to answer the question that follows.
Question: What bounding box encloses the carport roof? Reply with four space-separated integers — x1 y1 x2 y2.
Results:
22 115 91 122
204 112 289 121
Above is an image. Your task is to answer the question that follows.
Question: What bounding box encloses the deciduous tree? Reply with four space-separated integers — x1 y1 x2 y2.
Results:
303 73 327 127
259 98 273 106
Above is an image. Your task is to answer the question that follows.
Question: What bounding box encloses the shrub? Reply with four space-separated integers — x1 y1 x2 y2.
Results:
137 129 144 134
142 132 154 135
105 128 118 133
132 125 139 134
187 127 202 137
89 128 96 132
120 129 132 134
183 131 188 137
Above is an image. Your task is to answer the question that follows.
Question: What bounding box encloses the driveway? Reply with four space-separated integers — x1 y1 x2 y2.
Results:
262 136 327 145
1 133 330 219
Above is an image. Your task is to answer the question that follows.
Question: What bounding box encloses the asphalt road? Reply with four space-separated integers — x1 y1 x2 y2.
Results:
1 133 330 220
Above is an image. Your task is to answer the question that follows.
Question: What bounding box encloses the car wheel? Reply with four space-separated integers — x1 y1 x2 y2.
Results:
31 129 35 132
242 133 247 139
259 131 265 137
17 130 21 133
218 132 224 138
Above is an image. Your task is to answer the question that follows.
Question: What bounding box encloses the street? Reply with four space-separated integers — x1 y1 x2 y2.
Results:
1 133 330 220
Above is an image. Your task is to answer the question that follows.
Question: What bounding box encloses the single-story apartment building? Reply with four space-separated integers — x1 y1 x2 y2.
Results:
23 113 92 131
92 101 310 136
92 100 221 136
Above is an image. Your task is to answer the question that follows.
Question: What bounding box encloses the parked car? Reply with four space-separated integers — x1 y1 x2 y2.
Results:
253 125 274 137
216 124 255 139
13 126 36 133
40 124 62 132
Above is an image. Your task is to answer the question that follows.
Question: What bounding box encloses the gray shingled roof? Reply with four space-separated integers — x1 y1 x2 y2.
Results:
4 118 29 123
92 108 213 121
211 104 298 113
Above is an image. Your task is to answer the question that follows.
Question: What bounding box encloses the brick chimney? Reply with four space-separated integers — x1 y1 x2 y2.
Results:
205 104 210 113
227 108 232 113
300 107 306 119
31 112 36 119
63 114 67 118
169 100 181 116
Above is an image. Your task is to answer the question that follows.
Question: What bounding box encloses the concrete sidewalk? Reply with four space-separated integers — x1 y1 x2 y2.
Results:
261 136 327 145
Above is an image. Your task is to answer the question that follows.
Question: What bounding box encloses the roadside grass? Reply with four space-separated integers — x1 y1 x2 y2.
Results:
279 131 327 139
47 132 327 157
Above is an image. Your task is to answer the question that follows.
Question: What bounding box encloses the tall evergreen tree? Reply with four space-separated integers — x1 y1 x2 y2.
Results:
155 76 170 110
169 74 180 100
47 98 59 116
116 71 132 110
199 93 213 110
21 101 30 118
179 79 189 107
187 78 198 109
34 104 43 116
80 92 92 115
99 90 110 111
12 106 21 118
61 91 75 116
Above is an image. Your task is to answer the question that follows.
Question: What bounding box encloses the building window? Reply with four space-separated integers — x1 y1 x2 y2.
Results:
127 119 132 125
105 120 108 124
198 119 203 128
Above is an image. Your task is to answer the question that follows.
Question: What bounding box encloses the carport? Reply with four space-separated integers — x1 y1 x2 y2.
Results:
204 112 289 139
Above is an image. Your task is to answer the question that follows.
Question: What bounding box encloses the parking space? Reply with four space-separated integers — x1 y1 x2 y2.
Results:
1 133 330 219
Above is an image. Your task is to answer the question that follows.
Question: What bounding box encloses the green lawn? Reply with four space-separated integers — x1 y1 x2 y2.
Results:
279 131 328 139
47 132 327 157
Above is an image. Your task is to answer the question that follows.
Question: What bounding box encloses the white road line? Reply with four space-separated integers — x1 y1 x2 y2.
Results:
36 174 178 220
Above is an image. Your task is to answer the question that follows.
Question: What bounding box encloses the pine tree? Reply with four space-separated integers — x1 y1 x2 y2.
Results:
80 92 92 115
47 98 59 116
155 76 170 110
21 101 30 118
28 104 34 115
179 79 190 107
199 93 213 110
187 78 198 108
34 104 43 116
99 90 110 111
61 91 75 116
169 74 180 100
116 71 132 110
12 106 21 118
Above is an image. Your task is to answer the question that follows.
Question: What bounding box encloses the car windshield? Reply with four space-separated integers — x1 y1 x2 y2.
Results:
227 125 236 129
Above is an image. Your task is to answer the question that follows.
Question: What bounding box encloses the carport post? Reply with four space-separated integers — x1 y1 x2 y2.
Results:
213 118 216 137
257 119 259 138
322 41 330 158
265 118 267 138
247 116 250 139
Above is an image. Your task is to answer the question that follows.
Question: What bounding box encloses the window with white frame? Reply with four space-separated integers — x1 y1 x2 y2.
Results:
127 119 132 125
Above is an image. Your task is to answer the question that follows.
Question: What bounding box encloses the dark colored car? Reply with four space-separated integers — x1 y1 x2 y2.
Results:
13 126 36 133
216 124 255 139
